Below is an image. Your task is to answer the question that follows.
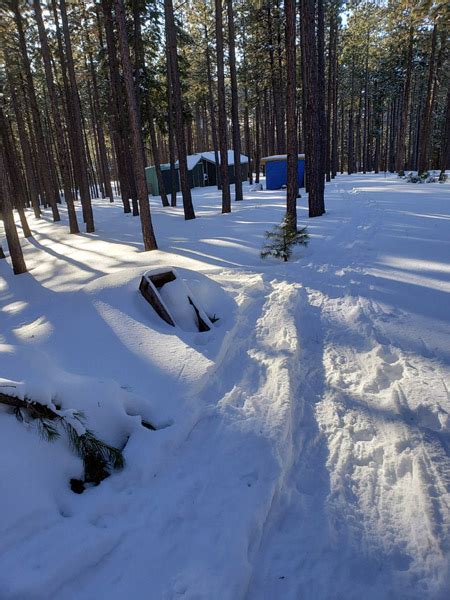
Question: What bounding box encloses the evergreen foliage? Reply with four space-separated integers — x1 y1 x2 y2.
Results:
261 218 309 262
1 391 124 486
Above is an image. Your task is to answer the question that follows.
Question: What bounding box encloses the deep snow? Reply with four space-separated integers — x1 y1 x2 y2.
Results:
0 174 449 599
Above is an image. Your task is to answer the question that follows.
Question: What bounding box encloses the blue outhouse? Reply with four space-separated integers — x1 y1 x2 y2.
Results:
261 154 305 190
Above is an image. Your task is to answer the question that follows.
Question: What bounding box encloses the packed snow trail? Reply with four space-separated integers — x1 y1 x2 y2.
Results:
246 179 450 599
0 174 449 599
1 274 303 599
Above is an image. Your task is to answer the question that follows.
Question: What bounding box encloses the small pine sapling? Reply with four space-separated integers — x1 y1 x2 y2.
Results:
261 217 309 262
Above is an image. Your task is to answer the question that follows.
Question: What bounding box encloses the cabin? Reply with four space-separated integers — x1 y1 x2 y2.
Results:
261 154 305 190
145 162 179 197
200 151 249 187
145 151 249 196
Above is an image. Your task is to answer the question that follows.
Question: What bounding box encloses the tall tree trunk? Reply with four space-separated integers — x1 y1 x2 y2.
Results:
165 51 178 207
215 0 231 213
5 61 41 218
331 19 339 179
348 55 355 174
325 9 336 182
11 0 60 222
89 55 114 202
132 0 169 208
227 0 243 201
439 86 450 177
317 0 326 197
33 0 79 234
417 24 438 175
300 0 325 217
395 27 414 174
362 29 370 173
114 0 158 250
244 87 253 184
59 0 94 231
204 19 221 189
0 145 27 275
0 104 32 239
285 0 297 232
164 0 195 220
100 0 132 213
255 92 261 183
267 4 285 153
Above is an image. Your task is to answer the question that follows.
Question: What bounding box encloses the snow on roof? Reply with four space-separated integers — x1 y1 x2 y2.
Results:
201 150 248 166
261 154 305 163
151 151 249 171
174 154 203 170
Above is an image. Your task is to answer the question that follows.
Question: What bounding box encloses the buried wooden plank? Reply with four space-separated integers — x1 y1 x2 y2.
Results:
188 296 210 332
139 268 215 332
139 275 175 327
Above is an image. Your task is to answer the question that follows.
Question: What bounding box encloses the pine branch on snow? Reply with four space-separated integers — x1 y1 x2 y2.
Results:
0 389 124 485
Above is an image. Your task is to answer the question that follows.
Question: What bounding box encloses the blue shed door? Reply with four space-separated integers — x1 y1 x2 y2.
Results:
266 159 304 190
266 161 287 190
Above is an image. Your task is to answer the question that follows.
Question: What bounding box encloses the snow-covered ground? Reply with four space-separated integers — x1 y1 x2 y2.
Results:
1 174 449 599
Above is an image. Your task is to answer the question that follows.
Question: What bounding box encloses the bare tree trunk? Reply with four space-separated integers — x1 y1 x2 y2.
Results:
100 0 132 213
0 145 27 275
417 24 439 175
317 0 326 197
285 0 297 231
439 86 450 176
395 27 414 174
33 0 79 234
89 55 114 202
331 19 339 179
348 55 355 174
131 0 169 208
59 0 94 231
11 0 60 222
0 104 32 239
215 0 231 213
203 18 221 189
114 0 158 250
244 88 253 184
325 9 336 182
5 61 41 218
164 0 195 220
300 0 325 217
227 0 243 201
255 92 261 183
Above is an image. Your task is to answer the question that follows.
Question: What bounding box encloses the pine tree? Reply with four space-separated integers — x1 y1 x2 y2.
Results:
261 218 309 262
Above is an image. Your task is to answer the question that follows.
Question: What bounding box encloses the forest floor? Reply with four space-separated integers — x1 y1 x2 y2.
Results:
1 173 449 599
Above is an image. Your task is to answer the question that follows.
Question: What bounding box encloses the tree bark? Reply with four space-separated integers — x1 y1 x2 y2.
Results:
33 0 80 234
395 27 414 174
300 0 325 217
227 0 243 201
203 18 221 189
11 0 60 222
59 0 94 231
215 0 231 213
0 105 32 239
0 145 27 275
100 0 132 213
285 0 297 231
132 0 169 207
5 61 41 219
164 0 196 220
114 0 158 250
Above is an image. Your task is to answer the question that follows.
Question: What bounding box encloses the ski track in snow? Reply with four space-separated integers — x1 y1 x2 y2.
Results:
246 181 450 600
0 175 449 599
